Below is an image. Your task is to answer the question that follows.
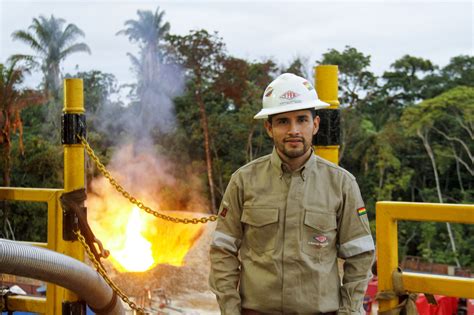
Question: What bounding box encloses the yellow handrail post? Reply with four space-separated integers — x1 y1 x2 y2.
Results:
47 78 86 314
376 201 474 313
376 203 399 311
314 65 340 164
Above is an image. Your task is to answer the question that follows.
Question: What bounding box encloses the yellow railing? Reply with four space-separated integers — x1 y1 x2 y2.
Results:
0 78 85 314
376 201 474 312
0 187 60 313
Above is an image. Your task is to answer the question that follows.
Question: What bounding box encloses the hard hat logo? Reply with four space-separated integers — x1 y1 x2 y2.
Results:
279 90 299 100
254 73 329 119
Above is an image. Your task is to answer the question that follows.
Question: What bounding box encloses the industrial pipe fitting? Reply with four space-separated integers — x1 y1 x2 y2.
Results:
0 239 124 315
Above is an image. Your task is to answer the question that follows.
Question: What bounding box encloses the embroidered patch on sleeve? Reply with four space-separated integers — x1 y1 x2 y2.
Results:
220 207 228 218
357 207 367 216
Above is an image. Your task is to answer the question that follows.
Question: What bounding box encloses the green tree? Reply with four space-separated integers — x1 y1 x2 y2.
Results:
166 30 226 213
441 55 474 89
317 46 377 108
0 60 44 187
118 7 182 137
401 86 474 267
0 60 44 239
11 15 91 99
382 55 436 105
283 56 308 78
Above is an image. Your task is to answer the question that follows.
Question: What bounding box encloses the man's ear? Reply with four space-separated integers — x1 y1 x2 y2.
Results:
264 120 273 138
313 116 320 136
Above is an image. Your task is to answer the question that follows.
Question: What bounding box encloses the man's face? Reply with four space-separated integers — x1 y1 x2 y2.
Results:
264 110 320 160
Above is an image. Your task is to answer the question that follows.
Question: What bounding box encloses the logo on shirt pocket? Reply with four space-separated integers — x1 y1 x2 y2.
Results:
308 235 329 247
301 210 337 259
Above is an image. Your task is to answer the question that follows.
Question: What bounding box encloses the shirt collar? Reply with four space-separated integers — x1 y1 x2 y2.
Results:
270 147 316 180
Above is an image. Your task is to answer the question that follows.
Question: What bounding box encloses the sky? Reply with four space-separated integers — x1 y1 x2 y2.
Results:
0 0 472 91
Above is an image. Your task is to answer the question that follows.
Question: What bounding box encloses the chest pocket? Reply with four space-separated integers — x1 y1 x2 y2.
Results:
301 210 337 258
241 206 279 254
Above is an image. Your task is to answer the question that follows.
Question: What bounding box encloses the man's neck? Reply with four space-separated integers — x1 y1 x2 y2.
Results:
276 148 312 172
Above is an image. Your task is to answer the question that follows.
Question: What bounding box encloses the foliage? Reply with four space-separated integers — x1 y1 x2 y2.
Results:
117 7 177 137
11 15 91 99
0 60 46 240
166 29 227 212
4 13 473 269
318 46 377 108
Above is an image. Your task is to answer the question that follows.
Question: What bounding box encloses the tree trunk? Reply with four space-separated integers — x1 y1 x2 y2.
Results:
1 109 13 240
246 122 256 162
417 128 460 267
196 88 217 213
211 142 224 198
2 109 11 187
451 144 465 193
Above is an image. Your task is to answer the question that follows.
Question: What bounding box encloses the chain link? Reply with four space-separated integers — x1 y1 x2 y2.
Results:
79 135 218 224
75 230 147 314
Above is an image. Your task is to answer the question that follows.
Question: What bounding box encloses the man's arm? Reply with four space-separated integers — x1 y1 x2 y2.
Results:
337 177 375 315
209 176 243 315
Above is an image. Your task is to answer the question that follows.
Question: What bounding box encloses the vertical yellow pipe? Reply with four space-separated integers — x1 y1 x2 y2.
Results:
376 203 399 311
314 65 340 164
48 78 85 314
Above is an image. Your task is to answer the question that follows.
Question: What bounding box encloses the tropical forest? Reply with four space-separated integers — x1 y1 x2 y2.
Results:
1 7 473 273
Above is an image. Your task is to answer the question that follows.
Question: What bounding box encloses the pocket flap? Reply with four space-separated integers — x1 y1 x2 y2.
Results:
304 211 337 232
242 207 279 227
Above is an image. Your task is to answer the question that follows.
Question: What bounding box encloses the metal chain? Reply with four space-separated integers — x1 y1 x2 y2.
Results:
79 135 217 224
75 230 147 314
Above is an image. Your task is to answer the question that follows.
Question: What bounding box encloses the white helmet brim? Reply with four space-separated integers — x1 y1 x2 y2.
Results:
253 99 329 119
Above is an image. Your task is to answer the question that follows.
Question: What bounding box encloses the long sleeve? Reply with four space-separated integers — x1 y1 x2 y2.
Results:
209 176 243 315
337 177 375 315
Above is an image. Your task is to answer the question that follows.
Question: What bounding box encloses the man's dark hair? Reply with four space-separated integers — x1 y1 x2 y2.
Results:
267 108 317 124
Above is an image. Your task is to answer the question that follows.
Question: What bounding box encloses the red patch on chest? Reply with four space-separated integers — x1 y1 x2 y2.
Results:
313 235 327 243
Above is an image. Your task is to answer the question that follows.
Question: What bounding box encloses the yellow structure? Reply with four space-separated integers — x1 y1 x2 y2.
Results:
0 79 86 314
314 65 340 164
376 201 474 312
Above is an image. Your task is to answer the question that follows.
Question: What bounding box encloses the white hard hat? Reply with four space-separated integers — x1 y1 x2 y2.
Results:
254 73 329 119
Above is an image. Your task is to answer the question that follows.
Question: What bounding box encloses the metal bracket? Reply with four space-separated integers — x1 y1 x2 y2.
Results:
61 113 86 145
62 205 83 241
62 300 86 315
313 109 340 146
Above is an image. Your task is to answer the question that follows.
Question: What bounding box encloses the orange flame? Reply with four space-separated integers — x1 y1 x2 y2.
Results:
88 179 204 272
87 145 208 272
110 207 154 272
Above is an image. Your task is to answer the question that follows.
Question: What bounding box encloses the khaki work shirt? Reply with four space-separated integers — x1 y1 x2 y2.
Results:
209 148 375 315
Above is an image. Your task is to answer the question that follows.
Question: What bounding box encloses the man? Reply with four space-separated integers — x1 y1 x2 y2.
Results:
209 73 375 315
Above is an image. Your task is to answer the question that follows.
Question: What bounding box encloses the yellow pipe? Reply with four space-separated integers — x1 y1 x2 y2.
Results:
46 78 85 314
314 65 340 164
315 65 340 108
0 187 61 202
6 296 46 314
377 201 474 224
376 201 474 312
403 272 474 299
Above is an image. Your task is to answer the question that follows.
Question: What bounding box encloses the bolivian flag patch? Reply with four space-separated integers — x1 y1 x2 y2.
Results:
357 207 367 216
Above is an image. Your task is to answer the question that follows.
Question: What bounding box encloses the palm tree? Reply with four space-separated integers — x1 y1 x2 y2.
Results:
11 15 91 98
117 7 175 136
117 7 170 92
0 59 44 239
